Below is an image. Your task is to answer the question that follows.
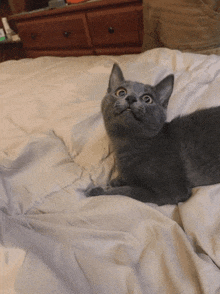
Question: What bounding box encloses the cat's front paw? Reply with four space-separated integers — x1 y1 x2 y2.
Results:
86 186 105 197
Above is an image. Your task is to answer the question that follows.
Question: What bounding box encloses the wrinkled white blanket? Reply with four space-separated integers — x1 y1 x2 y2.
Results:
1 49 220 293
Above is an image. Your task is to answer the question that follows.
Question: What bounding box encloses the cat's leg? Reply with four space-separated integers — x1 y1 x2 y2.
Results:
109 176 127 187
86 185 173 205
86 184 192 205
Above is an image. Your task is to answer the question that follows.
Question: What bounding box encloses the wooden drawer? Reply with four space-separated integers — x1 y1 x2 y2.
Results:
17 14 92 49
87 6 143 47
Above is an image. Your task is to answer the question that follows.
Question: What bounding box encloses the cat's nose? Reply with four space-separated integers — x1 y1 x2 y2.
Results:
125 95 137 104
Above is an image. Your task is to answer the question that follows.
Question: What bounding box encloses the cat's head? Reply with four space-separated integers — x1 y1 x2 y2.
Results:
101 63 174 138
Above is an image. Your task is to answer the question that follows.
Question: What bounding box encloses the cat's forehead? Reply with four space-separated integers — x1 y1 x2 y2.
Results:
122 81 154 94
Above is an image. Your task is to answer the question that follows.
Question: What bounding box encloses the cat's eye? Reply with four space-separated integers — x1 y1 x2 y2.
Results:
115 88 127 97
142 95 153 104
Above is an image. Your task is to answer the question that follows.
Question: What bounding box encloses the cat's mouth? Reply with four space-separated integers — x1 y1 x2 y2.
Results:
120 106 142 121
120 106 132 114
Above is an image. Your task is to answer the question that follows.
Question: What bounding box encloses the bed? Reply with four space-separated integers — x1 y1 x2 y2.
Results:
1 48 220 293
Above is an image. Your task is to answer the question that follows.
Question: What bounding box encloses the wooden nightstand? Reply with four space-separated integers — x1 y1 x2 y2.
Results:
9 0 143 58
0 40 25 61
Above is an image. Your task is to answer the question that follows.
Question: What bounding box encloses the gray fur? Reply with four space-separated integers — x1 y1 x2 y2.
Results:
87 63 220 205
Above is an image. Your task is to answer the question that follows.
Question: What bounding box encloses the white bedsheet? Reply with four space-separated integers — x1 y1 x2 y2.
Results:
1 49 220 293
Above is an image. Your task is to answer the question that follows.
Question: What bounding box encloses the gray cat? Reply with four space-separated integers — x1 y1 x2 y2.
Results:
87 63 220 205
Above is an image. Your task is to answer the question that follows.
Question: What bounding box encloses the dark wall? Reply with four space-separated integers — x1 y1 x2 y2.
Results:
7 0 49 14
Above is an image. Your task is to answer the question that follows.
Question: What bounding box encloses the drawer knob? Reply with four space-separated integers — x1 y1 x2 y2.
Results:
31 33 37 40
108 27 114 34
63 31 71 38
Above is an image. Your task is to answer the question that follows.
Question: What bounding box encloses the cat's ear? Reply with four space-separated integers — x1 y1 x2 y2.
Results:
154 74 174 108
108 63 125 93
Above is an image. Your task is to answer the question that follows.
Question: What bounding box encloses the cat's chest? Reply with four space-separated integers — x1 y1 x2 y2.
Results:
115 143 160 170
114 137 179 178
